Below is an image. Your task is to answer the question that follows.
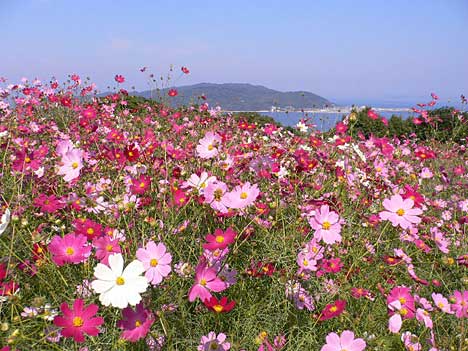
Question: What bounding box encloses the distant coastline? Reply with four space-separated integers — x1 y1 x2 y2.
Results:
223 107 413 114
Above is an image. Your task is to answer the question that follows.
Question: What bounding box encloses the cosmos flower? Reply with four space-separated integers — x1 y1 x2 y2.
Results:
188 263 226 302
224 182 260 209
0 208 10 236
320 330 366 351
53 299 103 343
91 253 148 309
203 227 237 251
57 148 84 182
196 132 222 159
379 195 422 230
197 332 231 351
48 233 91 266
117 302 154 342
136 241 172 286
308 205 343 245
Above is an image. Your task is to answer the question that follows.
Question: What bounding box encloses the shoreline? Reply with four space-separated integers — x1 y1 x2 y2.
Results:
223 107 413 114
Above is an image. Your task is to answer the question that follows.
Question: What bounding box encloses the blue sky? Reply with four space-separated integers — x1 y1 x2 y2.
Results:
1 0 467 103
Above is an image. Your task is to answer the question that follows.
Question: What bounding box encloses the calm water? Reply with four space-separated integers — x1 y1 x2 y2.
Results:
262 110 415 131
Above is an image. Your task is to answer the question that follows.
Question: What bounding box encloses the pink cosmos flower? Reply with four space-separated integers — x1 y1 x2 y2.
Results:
92 236 121 265
117 302 154 342
204 181 230 213
203 227 237 251
320 330 366 351
48 233 91 266
431 293 453 314
57 148 84 182
387 286 415 319
416 308 433 328
198 332 231 351
136 241 172 286
196 132 222 159
224 182 260 209
379 195 422 230
308 205 343 245
450 290 468 318
53 299 103 343
188 263 226 302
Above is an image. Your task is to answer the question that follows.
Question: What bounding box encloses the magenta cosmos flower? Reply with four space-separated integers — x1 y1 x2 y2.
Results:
198 332 231 351
320 330 366 351
203 227 237 251
188 263 226 302
224 182 260 209
379 194 422 229
308 205 343 245
136 241 172 285
48 233 91 266
53 299 103 343
117 302 154 342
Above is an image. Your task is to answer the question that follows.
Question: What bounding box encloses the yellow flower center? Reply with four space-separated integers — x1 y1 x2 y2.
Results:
135 320 142 327
150 258 158 267
399 297 406 304
139 182 146 188
210 342 219 350
116 276 125 285
215 235 225 243
106 244 114 252
303 259 309 266
207 144 214 151
214 189 223 201
213 304 224 313
25 157 31 163
396 208 405 216
322 221 331 230
200 278 207 286
329 306 338 312
71 162 79 169
65 247 74 255
72 316 84 327
437 302 445 308
87 228 94 235
200 182 207 189
240 192 248 199
400 307 408 316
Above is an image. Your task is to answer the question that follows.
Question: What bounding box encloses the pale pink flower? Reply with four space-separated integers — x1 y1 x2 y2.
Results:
431 293 453 314
320 330 366 351
57 148 84 182
136 241 172 286
204 181 230 213
379 195 422 230
196 132 221 159
224 182 260 209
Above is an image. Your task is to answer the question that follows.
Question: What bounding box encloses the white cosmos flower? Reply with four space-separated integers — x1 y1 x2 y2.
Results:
91 253 148 309
0 208 11 235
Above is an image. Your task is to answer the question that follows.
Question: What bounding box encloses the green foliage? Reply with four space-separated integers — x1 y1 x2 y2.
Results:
347 107 468 143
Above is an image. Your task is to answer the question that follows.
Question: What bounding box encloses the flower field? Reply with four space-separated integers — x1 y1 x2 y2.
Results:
0 74 467 350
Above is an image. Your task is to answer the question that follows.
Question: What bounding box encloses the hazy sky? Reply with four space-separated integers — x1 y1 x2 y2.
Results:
1 0 467 103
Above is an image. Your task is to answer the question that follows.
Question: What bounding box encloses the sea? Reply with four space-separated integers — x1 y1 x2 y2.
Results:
260 109 415 132
259 98 466 131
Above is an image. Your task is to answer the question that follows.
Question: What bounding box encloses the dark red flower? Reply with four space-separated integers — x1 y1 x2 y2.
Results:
319 300 346 320
168 89 178 97
203 296 235 313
